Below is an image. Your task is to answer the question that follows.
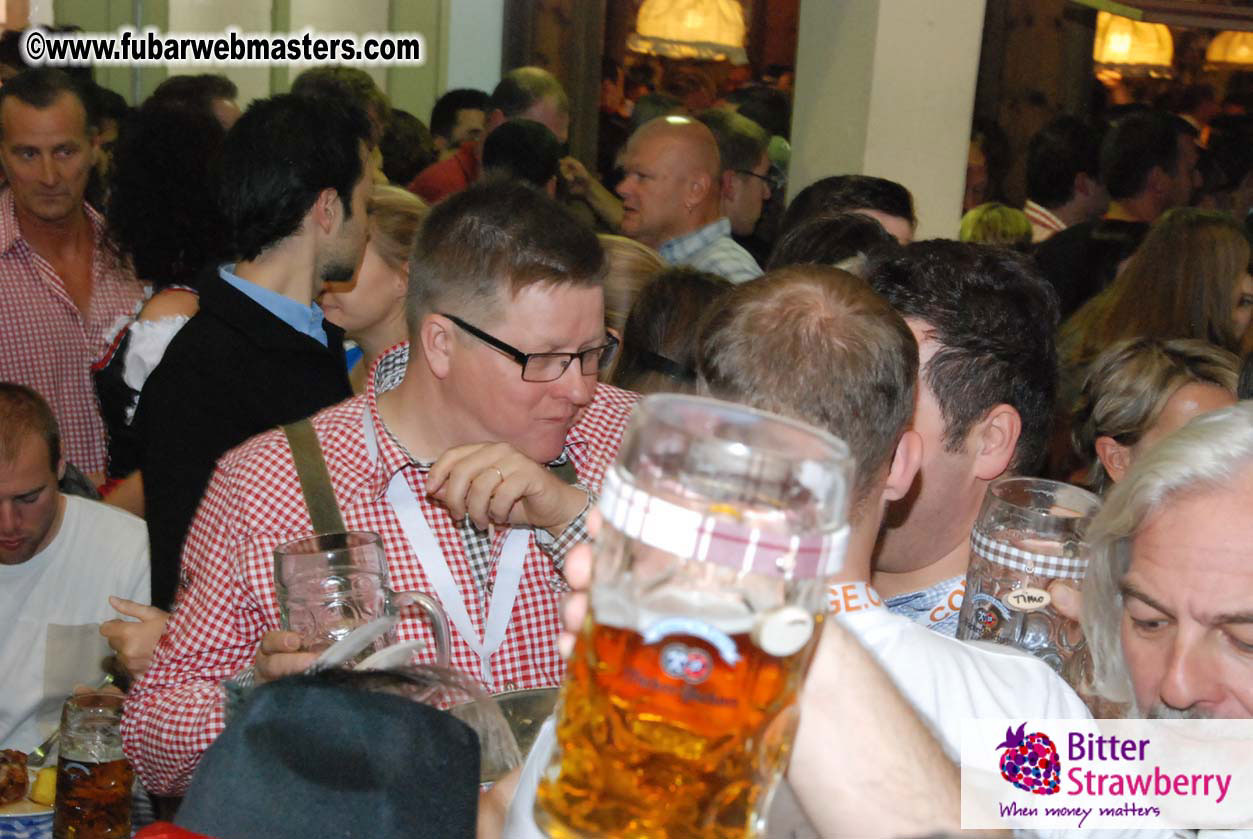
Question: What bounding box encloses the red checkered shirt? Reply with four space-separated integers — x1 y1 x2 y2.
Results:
0 189 142 474
122 343 638 795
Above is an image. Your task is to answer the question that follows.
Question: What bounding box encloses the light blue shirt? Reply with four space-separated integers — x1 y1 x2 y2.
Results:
218 264 328 347
658 217 762 284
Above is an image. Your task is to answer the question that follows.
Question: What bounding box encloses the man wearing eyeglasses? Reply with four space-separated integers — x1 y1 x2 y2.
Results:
617 116 763 283
696 108 774 241
121 179 638 796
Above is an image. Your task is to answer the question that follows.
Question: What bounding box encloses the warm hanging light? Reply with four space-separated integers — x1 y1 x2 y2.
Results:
627 0 748 64
1206 30 1253 68
1092 10 1173 73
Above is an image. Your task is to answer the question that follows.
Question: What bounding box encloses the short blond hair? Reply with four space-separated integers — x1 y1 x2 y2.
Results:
1071 337 1239 490
367 185 427 270
958 202 1032 249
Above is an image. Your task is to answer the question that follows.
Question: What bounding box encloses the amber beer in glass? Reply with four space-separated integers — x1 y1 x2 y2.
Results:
536 394 853 839
52 693 132 839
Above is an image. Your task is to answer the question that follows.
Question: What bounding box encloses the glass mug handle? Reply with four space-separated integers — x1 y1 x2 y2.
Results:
392 590 452 667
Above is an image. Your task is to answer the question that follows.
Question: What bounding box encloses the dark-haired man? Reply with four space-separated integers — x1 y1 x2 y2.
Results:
123 180 636 795
695 108 772 238
150 73 241 129
780 174 916 244
1034 110 1199 317
0 382 149 752
0 69 144 480
429 87 490 158
409 67 570 204
868 241 1060 638
1023 116 1107 243
482 119 562 195
134 94 368 609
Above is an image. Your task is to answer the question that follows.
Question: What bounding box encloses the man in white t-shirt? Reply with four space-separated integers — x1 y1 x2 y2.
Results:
502 265 1089 839
0 383 149 752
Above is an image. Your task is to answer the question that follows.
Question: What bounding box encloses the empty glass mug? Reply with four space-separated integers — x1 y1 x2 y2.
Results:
955 476 1101 674
535 394 853 839
274 531 451 667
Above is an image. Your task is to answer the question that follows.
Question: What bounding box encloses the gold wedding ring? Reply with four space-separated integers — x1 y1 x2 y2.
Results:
493 466 505 483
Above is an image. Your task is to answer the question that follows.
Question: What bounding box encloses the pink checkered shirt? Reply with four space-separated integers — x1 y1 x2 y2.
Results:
122 343 638 795
0 189 142 474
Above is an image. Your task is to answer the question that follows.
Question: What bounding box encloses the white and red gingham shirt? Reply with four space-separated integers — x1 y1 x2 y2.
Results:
0 189 142 474
122 343 638 795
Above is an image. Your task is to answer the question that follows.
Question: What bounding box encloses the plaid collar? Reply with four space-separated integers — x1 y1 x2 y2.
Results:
0 187 107 258
658 216 733 265
360 342 584 499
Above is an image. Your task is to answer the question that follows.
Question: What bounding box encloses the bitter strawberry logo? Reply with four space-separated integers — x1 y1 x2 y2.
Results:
997 722 1061 795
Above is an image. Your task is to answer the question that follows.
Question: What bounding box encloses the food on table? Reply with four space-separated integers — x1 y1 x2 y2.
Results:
29 767 56 806
0 750 29 805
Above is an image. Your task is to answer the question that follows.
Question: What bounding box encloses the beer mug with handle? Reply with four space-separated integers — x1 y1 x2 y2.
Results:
274 531 451 667
536 394 853 839
955 476 1101 675
53 692 132 839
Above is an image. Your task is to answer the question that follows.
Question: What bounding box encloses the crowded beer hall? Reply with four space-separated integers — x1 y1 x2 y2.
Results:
2 0 1253 836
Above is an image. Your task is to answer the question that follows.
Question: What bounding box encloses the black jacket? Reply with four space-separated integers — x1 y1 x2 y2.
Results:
1032 219 1149 320
135 270 352 609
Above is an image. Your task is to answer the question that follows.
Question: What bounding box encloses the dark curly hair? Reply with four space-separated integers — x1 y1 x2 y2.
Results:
868 240 1060 474
105 98 227 289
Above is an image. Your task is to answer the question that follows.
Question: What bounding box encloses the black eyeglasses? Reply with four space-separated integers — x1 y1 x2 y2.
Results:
439 313 619 383
734 168 778 191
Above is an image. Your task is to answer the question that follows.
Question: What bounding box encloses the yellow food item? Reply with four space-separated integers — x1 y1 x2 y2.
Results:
28 767 55 806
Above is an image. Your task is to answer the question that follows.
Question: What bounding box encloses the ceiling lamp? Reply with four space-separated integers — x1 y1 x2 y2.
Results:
1092 10 1173 74
1207 30 1253 68
628 0 748 64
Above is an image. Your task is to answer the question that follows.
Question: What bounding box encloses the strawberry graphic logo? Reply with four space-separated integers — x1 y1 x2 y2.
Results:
996 722 1060 795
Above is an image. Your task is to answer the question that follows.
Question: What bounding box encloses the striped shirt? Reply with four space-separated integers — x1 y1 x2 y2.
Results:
1024 199 1066 243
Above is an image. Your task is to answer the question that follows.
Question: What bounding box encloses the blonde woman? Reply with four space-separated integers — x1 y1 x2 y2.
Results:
598 234 665 335
322 186 428 392
1071 337 1238 491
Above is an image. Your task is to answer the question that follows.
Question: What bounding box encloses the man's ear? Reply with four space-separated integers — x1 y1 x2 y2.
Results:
485 109 506 134
419 313 455 379
1094 435 1132 484
686 172 712 209
882 429 923 503
1146 164 1171 197
971 404 1021 482
55 457 66 483
719 169 736 202
311 187 342 235
1073 171 1096 199
432 135 449 154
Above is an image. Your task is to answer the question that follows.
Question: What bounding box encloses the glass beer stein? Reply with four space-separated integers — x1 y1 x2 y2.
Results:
274 531 451 666
535 394 853 839
53 693 132 839
955 476 1101 675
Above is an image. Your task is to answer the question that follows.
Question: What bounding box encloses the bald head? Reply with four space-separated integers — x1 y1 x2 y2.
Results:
617 116 724 248
631 116 721 178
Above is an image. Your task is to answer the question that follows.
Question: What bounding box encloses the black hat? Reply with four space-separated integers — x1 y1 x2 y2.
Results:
174 672 480 839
